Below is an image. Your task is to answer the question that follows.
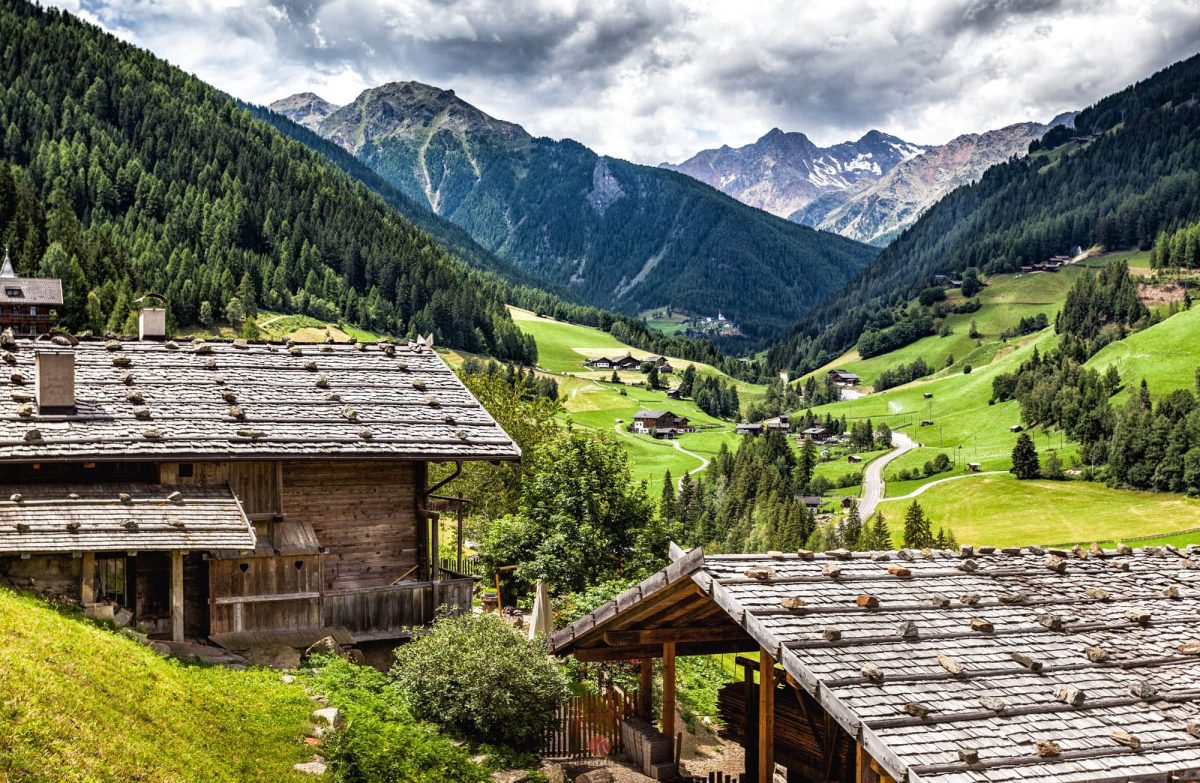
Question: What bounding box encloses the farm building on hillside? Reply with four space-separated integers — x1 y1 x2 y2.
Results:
736 422 762 436
631 410 692 438
800 425 830 441
584 354 641 371
829 369 860 386
553 543 1200 783
797 495 823 512
763 415 790 433
0 248 62 336
0 310 519 648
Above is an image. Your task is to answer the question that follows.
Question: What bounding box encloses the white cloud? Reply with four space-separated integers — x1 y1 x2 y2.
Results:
51 0 1200 163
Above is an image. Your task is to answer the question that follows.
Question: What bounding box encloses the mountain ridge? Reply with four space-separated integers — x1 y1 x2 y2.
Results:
667 114 1075 245
793 119 1069 245
271 83 878 340
660 127 929 221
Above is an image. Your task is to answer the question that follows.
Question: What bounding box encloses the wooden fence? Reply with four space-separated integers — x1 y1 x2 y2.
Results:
438 556 485 578
541 689 640 759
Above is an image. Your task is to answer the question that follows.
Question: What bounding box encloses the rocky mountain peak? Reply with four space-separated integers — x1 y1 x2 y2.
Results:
269 92 339 133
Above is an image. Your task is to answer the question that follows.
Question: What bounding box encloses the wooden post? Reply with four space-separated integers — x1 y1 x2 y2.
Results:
640 658 654 721
662 642 676 743
79 551 95 604
744 663 758 783
170 550 184 642
758 647 775 783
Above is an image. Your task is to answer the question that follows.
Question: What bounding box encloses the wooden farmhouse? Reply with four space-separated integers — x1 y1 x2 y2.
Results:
553 544 1200 783
631 410 692 438
0 248 62 337
829 369 860 387
0 310 519 647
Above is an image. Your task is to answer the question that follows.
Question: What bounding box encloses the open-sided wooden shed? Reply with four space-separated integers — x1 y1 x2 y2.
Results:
0 327 519 646
552 543 1200 783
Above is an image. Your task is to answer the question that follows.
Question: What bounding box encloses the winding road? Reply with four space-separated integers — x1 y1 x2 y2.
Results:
857 431 918 520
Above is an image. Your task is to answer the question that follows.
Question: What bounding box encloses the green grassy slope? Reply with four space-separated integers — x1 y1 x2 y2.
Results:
501 308 769 495
0 590 312 783
807 264 1200 545
808 267 1082 386
1086 302 1200 400
877 473 1200 547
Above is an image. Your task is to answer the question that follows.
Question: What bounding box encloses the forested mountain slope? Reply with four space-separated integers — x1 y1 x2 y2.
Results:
272 83 877 340
768 53 1200 373
0 0 538 361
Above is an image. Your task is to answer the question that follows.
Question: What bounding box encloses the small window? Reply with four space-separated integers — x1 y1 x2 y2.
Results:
28 306 36 316
97 556 126 604
5 288 22 298
178 463 194 479
9 306 17 314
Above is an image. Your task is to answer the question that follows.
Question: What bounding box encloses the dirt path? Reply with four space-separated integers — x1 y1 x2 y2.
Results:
883 470 1007 504
611 422 709 487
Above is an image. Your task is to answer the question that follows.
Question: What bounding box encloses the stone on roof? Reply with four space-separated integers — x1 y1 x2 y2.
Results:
0 338 520 462
553 544 1200 783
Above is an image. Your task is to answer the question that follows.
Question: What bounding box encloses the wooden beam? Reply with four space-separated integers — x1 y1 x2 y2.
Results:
639 658 654 721
759 646 775 783
603 625 749 647
170 550 184 642
662 641 676 744
79 551 94 604
571 638 756 662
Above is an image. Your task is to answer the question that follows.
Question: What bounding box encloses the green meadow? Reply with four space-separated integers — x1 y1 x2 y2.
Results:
494 308 775 495
809 261 1200 547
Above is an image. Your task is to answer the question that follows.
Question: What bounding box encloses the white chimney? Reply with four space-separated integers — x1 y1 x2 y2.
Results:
137 294 168 340
35 345 75 414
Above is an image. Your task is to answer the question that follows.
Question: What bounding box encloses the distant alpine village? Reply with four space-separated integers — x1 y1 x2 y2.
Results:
4 3 1200 783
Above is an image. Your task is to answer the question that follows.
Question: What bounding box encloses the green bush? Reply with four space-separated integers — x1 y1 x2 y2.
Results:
391 612 570 750
305 656 488 783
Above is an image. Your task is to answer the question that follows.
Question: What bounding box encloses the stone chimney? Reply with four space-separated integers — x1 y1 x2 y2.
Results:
35 344 75 414
137 294 168 340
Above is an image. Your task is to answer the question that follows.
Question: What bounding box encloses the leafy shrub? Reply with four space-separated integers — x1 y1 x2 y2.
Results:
391 612 570 750
304 656 488 783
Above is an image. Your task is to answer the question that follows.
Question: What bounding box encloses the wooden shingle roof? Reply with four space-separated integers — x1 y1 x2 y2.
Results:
0 338 520 463
0 483 255 553
0 276 62 306
553 544 1200 783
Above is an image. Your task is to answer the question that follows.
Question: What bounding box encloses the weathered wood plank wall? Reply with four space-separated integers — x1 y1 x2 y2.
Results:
282 460 418 590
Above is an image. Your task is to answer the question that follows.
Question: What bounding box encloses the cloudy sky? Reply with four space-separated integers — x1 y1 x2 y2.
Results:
51 0 1200 163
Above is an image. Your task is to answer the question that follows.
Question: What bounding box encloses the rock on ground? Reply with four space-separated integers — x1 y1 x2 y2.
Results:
293 758 327 775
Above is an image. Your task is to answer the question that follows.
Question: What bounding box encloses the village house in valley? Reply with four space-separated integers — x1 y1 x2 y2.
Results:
0 248 62 337
630 409 692 439
554 543 1200 783
583 353 641 371
828 369 860 387
0 306 519 647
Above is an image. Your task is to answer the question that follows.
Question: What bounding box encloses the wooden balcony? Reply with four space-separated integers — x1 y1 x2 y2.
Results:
322 577 474 641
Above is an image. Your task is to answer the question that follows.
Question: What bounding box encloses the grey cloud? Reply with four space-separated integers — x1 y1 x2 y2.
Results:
49 0 1200 162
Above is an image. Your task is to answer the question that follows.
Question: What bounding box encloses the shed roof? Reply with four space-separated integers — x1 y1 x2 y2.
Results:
552 544 1200 783
633 410 673 419
0 338 520 463
0 483 255 553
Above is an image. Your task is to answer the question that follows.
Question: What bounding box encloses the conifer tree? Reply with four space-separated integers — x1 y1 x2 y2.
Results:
660 470 676 520
860 512 891 551
841 502 863 550
902 501 934 548
1010 433 1040 479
